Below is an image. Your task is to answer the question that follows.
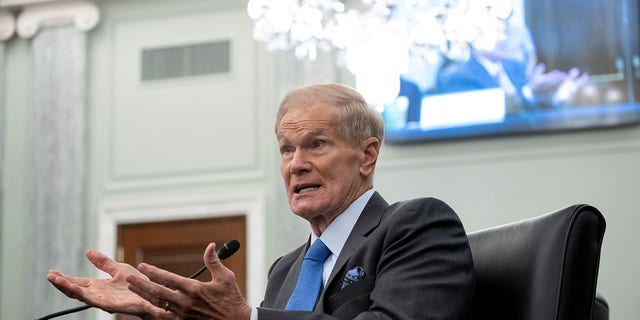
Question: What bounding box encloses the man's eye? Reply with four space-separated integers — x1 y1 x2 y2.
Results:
280 146 294 154
312 141 324 148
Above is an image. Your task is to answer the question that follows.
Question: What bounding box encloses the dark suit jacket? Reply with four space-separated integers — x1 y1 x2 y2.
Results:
258 192 475 320
436 54 528 95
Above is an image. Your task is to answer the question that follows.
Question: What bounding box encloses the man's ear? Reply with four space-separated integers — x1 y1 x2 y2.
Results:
359 137 380 177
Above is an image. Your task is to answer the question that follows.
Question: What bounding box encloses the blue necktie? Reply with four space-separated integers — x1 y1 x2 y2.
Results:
285 239 332 311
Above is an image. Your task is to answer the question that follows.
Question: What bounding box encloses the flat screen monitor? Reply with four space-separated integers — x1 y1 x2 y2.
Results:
383 0 640 143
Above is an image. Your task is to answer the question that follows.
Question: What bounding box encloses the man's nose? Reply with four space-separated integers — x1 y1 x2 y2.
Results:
289 149 311 175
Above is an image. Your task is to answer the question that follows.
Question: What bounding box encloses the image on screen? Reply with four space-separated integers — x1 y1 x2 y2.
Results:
383 0 640 143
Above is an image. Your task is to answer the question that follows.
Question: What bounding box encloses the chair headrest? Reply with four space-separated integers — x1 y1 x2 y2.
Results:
467 204 606 320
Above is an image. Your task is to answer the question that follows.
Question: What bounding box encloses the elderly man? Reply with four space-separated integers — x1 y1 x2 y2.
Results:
47 83 474 320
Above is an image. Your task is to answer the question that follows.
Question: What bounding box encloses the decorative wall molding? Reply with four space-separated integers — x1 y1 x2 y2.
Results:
15 0 99 38
0 9 15 41
102 9 263 192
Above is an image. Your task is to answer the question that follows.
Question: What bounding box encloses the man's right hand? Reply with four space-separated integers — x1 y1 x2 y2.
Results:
528 63 568 95
47 249 175 319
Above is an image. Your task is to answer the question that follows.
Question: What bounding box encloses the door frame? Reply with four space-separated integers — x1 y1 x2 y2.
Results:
97 192 265 320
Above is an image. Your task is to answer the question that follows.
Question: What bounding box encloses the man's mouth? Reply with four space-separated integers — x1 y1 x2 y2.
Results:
294 185 320 194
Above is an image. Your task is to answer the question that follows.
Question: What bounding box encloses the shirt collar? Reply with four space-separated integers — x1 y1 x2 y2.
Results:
311 189 375 257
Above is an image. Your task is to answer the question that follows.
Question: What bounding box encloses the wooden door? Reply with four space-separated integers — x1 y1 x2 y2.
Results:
115 215 246 319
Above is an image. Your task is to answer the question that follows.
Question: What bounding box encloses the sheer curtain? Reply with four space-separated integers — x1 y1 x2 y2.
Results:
27 25 88 320
275 50 344 98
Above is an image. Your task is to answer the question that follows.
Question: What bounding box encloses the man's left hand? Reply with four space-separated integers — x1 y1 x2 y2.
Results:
126 242 252 320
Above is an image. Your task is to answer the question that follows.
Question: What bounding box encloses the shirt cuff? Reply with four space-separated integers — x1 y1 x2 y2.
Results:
250 307 259 320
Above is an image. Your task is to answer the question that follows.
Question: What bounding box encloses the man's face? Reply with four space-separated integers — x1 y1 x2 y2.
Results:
276 103 369 225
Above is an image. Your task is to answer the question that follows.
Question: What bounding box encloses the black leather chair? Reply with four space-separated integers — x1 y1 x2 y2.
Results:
467 204 606 320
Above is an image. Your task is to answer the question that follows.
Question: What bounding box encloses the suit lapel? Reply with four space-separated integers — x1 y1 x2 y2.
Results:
272 240 309 309
317 192 389 311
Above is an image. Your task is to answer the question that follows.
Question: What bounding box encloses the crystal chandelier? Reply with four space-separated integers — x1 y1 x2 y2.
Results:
247 0 513 105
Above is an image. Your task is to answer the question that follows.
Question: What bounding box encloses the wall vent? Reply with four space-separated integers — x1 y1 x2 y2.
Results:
141 40 230 81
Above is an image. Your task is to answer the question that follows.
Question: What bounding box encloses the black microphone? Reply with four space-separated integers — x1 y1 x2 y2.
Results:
36 240 240 320
217 239 241 260
188 239 240 279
